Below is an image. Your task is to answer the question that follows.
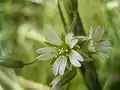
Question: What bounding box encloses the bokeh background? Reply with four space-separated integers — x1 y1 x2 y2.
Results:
0 0 120 90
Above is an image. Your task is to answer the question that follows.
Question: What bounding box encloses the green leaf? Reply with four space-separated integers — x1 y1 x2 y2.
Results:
0 56 24 68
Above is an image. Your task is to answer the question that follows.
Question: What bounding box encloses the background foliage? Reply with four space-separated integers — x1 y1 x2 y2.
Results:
0 0 120 90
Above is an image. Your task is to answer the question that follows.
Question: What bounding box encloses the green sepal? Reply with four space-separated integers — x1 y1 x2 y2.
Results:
44 41 60 47
55 67 77 88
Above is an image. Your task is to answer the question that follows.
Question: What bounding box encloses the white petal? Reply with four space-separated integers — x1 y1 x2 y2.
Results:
43 29 61 45
92 27 105 41
69 52 81 67
36 47 55 54
98 41 111 46
59 56 67 75
97 52 109 58
53 57 61 76
69 39 78 49
97 41 112 52
98 46 111 52
65 33 73 45
71 50 84 62
36 53 54 60
89 27 94 39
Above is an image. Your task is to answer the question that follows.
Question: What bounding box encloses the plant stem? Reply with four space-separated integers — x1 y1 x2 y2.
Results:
58 0 67 32
66 10 85 35
64 0 102 90
80 61 102 90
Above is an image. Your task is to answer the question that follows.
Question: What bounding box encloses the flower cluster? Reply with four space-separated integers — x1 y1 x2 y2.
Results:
36 27 112 76
36 30 84 76
87 27 112 57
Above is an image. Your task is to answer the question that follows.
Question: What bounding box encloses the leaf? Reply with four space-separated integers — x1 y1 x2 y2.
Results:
0 56 24 68
103 75 120 90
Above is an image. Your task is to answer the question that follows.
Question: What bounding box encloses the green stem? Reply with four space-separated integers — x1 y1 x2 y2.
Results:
65 10 85 35
70 12 77 32
64 0 101 90
58 0 67 33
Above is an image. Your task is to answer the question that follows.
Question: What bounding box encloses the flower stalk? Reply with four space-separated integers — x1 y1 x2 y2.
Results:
63 0 102 90
64 0 85 35
35 0 112 90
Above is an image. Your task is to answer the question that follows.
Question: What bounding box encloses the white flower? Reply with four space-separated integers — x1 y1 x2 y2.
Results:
88 27 112 57
36 30 84 76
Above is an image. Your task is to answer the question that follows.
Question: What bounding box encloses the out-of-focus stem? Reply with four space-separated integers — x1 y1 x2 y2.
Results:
19 77 50 90
0 70 23 90
58 0 67 32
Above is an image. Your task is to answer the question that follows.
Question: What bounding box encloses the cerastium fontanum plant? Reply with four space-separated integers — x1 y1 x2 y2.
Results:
36 28 111 89
36 0 112 90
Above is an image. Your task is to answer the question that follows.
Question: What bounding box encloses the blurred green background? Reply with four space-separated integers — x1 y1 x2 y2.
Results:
0 0 120 90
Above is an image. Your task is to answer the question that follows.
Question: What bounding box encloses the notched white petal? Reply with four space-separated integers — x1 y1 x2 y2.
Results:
71 50 84 62
70 39 78 49
43 29 61 45
69 52 81 67
98 46 111 52
97 52 109 58
36 47 55 54
97 41 112 52
65 33 73 45
92 27 105 41
59 56 67 75
53 57 61 76
98 41 111 46
36 53 54 60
